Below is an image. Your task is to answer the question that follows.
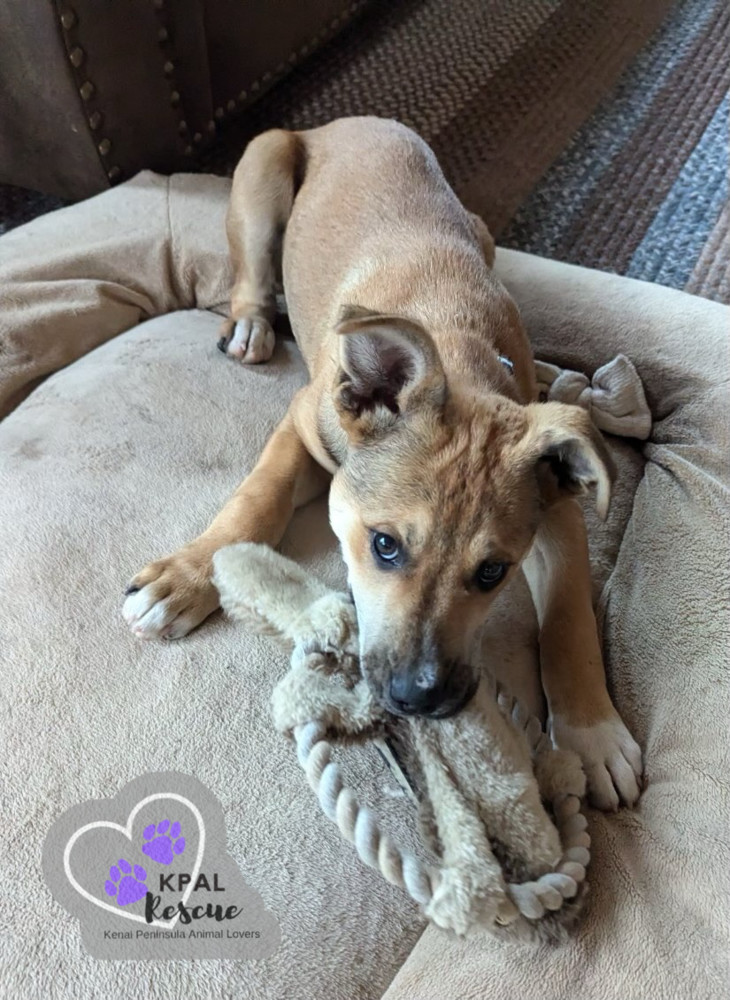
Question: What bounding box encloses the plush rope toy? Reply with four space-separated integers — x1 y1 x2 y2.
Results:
212 354 650 938
213 544 590 938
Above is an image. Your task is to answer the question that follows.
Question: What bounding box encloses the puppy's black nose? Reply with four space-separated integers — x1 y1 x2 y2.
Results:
388 670 445 716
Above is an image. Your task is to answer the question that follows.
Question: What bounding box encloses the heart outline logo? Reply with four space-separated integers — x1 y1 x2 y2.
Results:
63 792 205 928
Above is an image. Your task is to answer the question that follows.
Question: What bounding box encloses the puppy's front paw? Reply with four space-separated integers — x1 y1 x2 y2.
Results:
218 316 275 364
123 550 219 640
551 713 643 811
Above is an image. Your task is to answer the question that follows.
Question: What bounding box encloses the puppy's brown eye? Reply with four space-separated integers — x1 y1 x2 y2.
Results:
372 532 400 565
475 561 507 591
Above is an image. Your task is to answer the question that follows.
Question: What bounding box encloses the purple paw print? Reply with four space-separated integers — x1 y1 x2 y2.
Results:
104 858 148 906
141 820 186 865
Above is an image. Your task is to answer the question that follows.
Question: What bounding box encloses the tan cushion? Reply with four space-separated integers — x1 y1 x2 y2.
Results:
1 173 728 999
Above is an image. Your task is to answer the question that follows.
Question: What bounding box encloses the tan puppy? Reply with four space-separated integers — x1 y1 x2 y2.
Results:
123 117 642 810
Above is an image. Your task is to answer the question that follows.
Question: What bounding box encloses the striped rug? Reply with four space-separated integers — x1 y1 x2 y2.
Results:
500 0 729 303
217 0 728 305
2 0 727 304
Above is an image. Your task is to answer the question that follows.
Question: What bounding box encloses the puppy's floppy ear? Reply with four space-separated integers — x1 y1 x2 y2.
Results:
523 402 615 519
335 307 446 442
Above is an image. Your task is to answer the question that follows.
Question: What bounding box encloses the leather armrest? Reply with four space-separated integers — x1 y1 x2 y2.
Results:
0 0 367 200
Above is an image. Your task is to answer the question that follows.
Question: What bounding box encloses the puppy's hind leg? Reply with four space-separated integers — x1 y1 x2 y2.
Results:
219 129 302 364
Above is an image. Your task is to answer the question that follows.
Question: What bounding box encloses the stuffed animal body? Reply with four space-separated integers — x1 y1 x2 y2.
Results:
213 542 589 938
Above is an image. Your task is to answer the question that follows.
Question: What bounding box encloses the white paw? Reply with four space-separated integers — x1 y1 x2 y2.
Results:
122 554 219 640
551 714 643 811
220 317 275 364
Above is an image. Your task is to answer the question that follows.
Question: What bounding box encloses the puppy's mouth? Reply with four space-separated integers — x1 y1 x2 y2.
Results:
426 675 479 719
371 670 479 721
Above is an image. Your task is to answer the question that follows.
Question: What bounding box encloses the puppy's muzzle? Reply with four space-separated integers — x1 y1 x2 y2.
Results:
380 662 478 719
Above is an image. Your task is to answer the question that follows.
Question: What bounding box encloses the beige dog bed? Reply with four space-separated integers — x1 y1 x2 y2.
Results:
1 173 728 1000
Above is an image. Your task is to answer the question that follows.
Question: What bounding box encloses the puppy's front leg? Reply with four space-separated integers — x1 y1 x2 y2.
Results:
523 499 643 810
123 391 329 639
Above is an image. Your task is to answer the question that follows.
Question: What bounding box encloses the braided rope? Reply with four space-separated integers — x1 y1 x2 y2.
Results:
292 684 590 927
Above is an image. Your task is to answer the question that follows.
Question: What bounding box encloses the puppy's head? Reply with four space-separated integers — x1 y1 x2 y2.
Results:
329 309 613 719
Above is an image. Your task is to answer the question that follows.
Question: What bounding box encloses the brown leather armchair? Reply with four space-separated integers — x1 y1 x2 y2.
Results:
0 0 366 200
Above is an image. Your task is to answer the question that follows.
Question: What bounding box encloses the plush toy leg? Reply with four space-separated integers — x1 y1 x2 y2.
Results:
413 721 517 933
213 542 358 653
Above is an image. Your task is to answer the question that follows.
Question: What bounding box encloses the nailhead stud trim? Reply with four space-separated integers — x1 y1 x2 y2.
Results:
210 0 367 131
61 0 367 184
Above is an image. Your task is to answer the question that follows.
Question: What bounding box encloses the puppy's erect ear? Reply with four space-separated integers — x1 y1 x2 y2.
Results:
335 307 446 441
523 402 615 520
